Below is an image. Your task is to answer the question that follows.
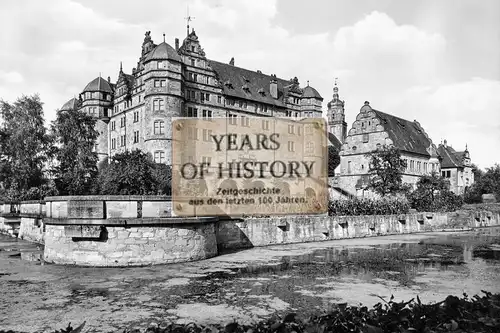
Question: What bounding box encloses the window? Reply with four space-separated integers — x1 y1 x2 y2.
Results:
190 91 196 100
362 133 369 143
154 151 165 164
188 127 198 140
133 131 139 143
193 73 198 82
205 93 210 101
288 141 295 152
187 107 198 117
202 109 212 119
217 96 222 104
111 121 116 131
424 162 428 173
133 111 139 122
262 120 270 130
190 58 195 66
153 99 164 111
241 116 249 127
347 161 352 174
111 138 116 149
229 114 237 125
306 142 314 154
288 125 295 134
417 161 421 172
203 129 212 142
120 117 126 128
153 120 165 135
120 135 126 147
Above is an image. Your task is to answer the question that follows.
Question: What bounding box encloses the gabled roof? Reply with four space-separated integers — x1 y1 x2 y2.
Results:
82 77 114 93
144 42 182 63
372 110 433 156
437 144 466 168
60 98 80 111
208 60 294 107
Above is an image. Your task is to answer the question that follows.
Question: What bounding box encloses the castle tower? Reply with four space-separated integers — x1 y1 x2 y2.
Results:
300 81 323 118
327 81 347 143
80 76 113 164
141 33 184 166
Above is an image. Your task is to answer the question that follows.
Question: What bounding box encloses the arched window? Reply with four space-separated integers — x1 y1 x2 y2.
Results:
153 120 165 135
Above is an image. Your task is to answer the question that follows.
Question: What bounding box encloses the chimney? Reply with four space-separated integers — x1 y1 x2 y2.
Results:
270 74 278 99
443 139 447 147
107 76 111 83
229 57 234 66
175 38 179 51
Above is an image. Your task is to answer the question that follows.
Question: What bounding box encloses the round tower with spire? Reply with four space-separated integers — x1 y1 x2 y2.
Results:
327 80 347 143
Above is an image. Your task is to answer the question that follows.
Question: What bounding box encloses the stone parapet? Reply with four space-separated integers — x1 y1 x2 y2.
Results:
216 209 500 250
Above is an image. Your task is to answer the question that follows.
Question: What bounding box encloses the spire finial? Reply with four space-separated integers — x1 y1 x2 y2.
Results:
334 77 338 86
307 80 309 86
120 61 123 72
185 5 195 37
465 143 468 151
163 33 165 42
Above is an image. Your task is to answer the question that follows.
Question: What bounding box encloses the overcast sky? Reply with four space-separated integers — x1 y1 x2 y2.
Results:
0 0 499 168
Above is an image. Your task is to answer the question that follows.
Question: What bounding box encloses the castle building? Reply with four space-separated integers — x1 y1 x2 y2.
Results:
59 30 324 166
334 101 442 197
437 140 474 195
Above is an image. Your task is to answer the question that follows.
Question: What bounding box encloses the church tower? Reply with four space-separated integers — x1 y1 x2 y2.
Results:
327 81 347 143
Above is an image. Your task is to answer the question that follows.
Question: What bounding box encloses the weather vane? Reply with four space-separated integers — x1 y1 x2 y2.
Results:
334 77 338 86
185 5 195 37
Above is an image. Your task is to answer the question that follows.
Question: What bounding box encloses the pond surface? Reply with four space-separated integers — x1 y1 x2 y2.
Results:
1 227 500 332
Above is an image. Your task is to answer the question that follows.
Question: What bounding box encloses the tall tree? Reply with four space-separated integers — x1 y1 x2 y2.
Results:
50 108 99 195
95 150 161 195
0 94 51 199
365 145 408 196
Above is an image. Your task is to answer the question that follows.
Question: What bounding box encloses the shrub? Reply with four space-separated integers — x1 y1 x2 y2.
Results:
328 196 410 216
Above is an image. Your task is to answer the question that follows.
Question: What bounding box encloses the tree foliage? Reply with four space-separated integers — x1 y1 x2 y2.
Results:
50 108 99 195
409 172 463 212
464 164 500 204
0 94 52 200
328 145 341 176
365 145 408 196
94 150 171 195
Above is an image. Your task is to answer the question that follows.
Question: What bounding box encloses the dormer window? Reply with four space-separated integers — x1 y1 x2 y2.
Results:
191 46 195 52
258 88 265 96
242 84 250 93
224 80 233 89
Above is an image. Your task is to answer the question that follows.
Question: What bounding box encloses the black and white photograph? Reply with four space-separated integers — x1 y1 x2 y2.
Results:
0 0 499 332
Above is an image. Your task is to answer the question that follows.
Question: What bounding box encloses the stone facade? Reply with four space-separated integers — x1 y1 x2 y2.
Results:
44 224 217 266
59 30 324 167
334 101 441 197
218 209 498 250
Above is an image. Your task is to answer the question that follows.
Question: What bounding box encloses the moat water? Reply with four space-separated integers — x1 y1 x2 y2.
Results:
1 227 500 332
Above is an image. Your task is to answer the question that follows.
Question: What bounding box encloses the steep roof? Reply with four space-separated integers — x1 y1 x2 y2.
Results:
208 60 295 107
328 132 342 150
437 144 466 168
82 77 114 93
372 110 433 156
144 42 182 63
60 98 80 111
302 85 323 100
